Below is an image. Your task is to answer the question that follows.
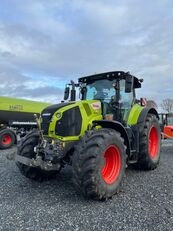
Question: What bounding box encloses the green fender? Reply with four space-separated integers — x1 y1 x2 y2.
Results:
128 104 159 130
127 104 144 126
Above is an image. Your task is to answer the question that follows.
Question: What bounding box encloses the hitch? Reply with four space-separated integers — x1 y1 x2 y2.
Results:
6 151 61 171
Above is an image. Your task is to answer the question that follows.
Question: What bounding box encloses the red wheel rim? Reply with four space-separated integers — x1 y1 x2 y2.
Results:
149 127 159 158
102 145 121 185
1 134 12 145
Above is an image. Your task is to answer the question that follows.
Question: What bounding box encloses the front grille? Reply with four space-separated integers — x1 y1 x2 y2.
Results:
40 102 74 135
55 106 82 136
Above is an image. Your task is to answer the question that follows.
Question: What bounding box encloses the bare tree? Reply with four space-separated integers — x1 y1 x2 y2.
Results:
161 98 173 113
147 100 158 109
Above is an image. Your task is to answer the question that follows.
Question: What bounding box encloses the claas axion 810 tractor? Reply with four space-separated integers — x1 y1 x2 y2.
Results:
13 71 160 200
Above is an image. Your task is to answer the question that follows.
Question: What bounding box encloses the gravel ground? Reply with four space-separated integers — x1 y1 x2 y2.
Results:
0 142 173 231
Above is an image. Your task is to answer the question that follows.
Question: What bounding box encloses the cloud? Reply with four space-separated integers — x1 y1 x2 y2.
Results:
0 64 63 103
0 0 172 108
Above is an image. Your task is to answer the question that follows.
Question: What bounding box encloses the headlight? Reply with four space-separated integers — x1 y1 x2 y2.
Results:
56 113 61 119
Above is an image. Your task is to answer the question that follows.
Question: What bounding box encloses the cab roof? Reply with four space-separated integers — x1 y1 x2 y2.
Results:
78 71 141 89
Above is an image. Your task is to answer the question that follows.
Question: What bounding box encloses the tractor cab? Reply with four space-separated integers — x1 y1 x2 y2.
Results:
65 71 142 125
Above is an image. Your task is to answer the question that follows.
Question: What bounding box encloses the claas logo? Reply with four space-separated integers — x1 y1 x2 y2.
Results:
9 105 23 111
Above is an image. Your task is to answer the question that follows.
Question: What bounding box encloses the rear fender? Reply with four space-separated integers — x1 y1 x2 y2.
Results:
93 120 130 156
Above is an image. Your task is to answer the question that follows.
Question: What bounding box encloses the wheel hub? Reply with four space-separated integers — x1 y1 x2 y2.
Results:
102 145 121 184
2 134 12 145
149 126 159 158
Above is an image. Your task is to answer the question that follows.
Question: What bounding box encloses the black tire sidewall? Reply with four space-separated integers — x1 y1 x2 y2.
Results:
146 117 161 164
72 128 127 199
16 132 39 170
96 132 126 196
138 114 161 170
18 132 39 159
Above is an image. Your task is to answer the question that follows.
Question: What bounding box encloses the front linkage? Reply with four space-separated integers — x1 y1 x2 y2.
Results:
7 115 64 171
7 135 63 171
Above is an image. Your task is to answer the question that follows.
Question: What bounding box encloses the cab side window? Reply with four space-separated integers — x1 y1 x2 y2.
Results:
120 80 134 123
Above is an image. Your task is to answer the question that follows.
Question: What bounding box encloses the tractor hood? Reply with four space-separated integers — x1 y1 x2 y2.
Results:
41 102 75 117
40 100 103 141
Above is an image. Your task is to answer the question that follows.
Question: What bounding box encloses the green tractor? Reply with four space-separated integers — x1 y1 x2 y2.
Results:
14 71 160 200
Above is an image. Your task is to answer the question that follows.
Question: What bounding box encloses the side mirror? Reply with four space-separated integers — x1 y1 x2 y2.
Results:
125 76 133 93
80 87 87 100
64 86 70 100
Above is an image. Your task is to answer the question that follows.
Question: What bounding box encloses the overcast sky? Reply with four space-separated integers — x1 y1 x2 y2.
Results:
0 0 173 107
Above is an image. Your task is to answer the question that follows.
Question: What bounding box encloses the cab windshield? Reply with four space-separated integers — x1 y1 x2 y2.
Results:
85 79 115 103
85 79 133 104
84 78 134 122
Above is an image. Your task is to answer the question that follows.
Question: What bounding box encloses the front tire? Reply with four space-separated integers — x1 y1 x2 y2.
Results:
137 114 161 170
72 129 126 200
16 131 59 181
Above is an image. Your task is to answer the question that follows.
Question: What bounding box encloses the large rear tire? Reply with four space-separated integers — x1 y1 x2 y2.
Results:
0 129 15 149
72 129 126 200
16 131 59 181
137 114 161 170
